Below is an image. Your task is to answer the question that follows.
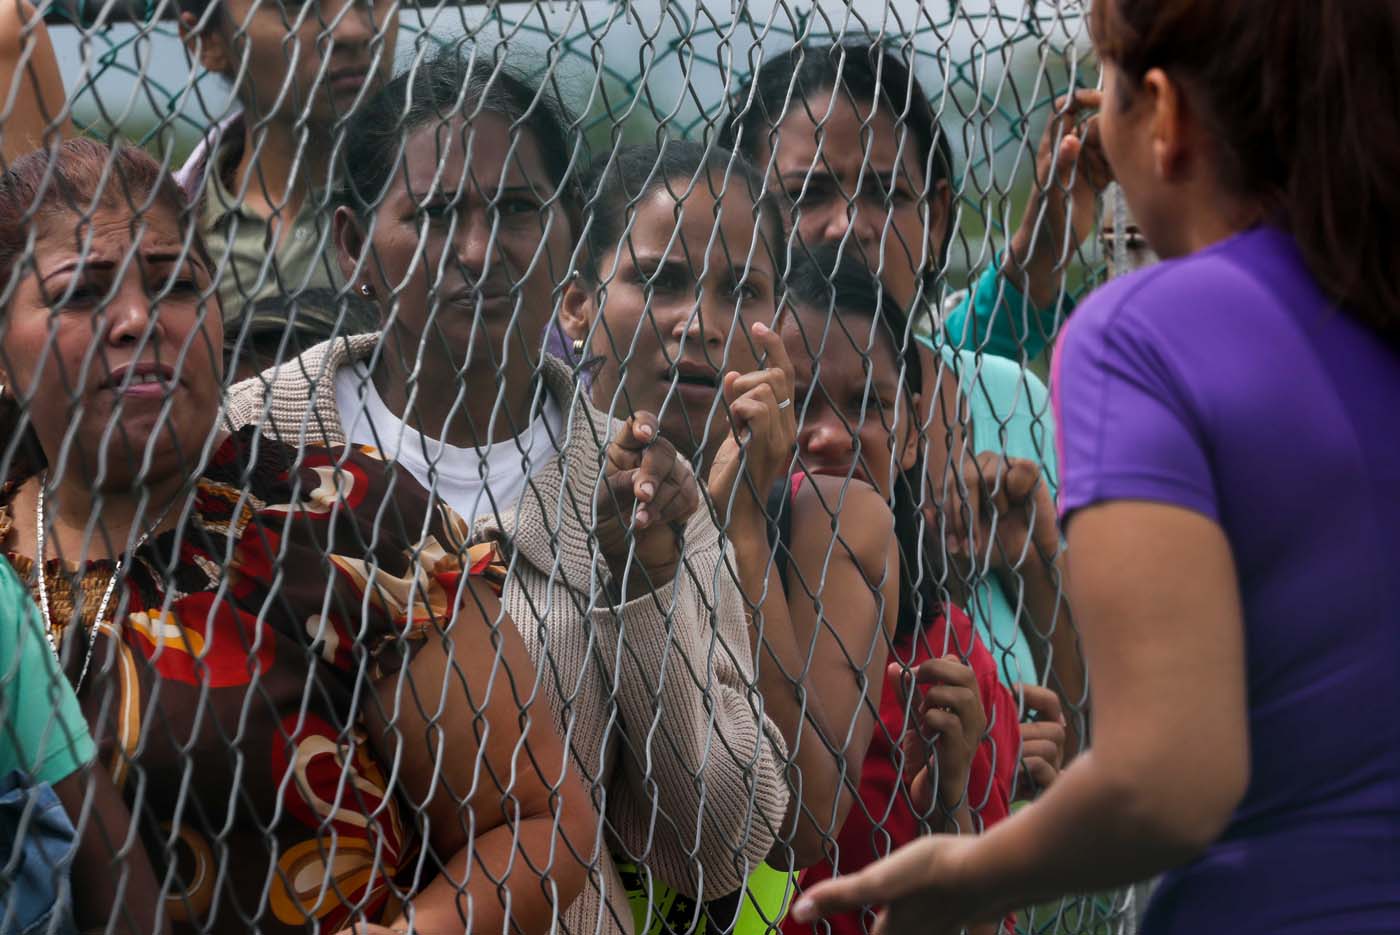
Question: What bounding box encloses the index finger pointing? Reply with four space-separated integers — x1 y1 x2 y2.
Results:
751 320 796 393
790 864 890 924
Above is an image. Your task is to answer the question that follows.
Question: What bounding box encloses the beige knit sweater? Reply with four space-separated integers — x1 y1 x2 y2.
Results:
224 336 789 934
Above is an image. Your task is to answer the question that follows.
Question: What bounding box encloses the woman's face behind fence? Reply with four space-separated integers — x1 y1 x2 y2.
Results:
759 92 950 311
565 178 777 460
182 0 399 130
339 113 572 375
1 205 222 488
784 303 918 501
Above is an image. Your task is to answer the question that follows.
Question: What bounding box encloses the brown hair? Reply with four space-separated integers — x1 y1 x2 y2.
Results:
1092 0 1400 341
0 139 213 480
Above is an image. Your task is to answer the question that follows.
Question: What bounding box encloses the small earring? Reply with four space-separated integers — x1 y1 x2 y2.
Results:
359 283 373 297
571 338 585 356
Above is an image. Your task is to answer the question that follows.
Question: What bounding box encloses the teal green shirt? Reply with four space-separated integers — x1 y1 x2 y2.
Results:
922 264 1063 686
941 259 1075 360
0 557 96 784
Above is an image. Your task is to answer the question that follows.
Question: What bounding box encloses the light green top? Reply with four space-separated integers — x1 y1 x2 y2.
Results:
941 256 1076 360
922 264 1064 687
0 557 96 785
199 123 345 327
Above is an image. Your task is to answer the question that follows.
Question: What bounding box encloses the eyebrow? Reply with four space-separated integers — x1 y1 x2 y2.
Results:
39 251 206 285
780 165 909 188
39 258 113 285
423 183 548 204
630 254 694 277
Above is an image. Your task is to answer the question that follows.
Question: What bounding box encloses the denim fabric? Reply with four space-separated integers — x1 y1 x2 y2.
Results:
0 771 77 935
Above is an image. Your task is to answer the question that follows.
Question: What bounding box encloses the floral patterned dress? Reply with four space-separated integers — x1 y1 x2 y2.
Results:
1 427 505 934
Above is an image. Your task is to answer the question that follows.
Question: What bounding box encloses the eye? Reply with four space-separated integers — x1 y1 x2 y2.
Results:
418 200 455 224
729 276 764 302
790 178 836 204
643 264 688 294
52 278 103 309
496 195 539 218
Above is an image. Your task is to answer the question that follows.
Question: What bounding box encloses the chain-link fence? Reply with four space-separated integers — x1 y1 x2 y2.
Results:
1 1 1127 933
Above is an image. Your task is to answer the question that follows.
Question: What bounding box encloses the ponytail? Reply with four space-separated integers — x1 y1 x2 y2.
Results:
1093 0 1400 341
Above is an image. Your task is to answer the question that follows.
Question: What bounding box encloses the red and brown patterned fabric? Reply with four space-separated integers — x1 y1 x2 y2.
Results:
2 426 505 934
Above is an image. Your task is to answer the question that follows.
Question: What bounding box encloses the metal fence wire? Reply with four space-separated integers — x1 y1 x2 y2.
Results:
0 1 1129 933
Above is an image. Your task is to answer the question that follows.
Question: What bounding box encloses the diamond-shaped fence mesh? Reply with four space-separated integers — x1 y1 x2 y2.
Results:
0 1 1134 933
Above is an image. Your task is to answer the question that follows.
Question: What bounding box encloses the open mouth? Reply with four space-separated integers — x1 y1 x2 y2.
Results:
103 362 176 396
669 361 719 393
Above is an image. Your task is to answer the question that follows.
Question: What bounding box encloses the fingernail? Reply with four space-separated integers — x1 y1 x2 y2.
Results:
791 898 814 923
753 321 770 336
636 422 654 440
638 481 656 499
635 508 650 526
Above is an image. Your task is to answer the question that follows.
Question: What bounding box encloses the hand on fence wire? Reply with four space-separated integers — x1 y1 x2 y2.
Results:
947 452 1058 575
894 654 988 819
596 411 700 596
1005 89 1113 309
1016 683 1067 797
707 320 796 522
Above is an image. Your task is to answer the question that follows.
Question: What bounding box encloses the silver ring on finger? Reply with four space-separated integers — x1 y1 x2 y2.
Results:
776 397 792 410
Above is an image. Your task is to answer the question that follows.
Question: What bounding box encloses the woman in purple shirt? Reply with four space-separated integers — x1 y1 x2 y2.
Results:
785 1 1400 933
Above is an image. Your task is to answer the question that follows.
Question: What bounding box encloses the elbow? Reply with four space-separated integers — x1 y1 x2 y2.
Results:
1099 749 1249 863
767 767 859 871
768 824 831 872
553 777 601 908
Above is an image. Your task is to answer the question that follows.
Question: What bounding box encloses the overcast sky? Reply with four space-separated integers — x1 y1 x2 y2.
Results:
52 0 1089 150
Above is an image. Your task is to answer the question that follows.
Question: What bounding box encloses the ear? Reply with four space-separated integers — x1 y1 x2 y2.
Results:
899 390 922 472
558 273 596 344
334 205 368 288
178 10 233 76
1143 67 1191 183
925 178 953 272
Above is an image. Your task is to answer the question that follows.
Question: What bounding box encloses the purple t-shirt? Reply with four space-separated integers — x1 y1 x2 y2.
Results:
1052 226 1400 933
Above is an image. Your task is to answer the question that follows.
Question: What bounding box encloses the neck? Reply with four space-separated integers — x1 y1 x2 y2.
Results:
371 337 542 448
230 111 332 221
1151 184 1266 260
39 468 188 564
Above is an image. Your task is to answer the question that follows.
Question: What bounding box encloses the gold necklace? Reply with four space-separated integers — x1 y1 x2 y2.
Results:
35 477 178 693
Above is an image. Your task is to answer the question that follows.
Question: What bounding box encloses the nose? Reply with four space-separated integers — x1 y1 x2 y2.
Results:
451 207 495 283
670 290 729 362
325 0 377 50
815 197 883 263
103 281 160 348
798 404 855 463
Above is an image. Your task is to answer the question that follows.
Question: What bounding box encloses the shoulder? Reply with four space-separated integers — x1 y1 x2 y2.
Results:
1062 228 1297 368
175 110 245 197
790 474 896 580
225 334 378 437
0 557 27 641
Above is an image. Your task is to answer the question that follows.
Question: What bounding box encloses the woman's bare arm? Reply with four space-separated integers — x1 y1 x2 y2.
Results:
53 760 171 935
360 579 595 935
734 476 898 870
0 0 72 165
790 502 1250 932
